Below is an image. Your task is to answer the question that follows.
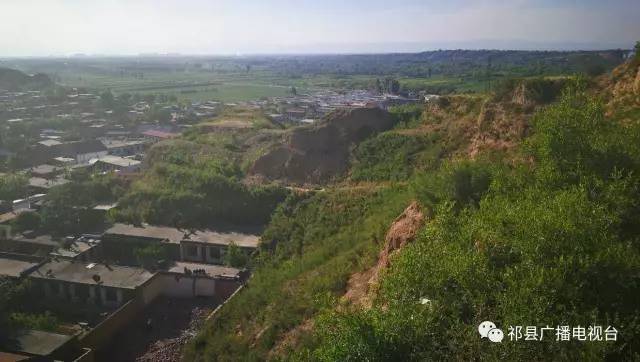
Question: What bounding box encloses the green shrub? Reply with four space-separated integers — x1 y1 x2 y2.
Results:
10 312 59 332
311 81 640 361
351 133 438 181
183 186 412 361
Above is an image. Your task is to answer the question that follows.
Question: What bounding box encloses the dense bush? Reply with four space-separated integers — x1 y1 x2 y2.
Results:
311 83 640 360
351 133 435 181
114 160 288 227
39 173 125 235
493 77 567 104
184 186 413 361
0 173 27 201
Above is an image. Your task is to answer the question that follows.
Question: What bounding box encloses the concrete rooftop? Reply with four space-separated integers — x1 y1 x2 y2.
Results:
166 261 242 278
31 259 155 289
4 330 72 357
0 255 41 278
105 223 260 248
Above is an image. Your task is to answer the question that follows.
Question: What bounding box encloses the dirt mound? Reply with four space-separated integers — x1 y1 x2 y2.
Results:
511 82 531 107
374 201 426 276
602 59 640 117
343 201 426 307
469 99 528 158
411 95 530 159
249 107 394 184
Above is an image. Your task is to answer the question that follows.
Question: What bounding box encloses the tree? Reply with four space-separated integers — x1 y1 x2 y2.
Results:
224 242 248 267
0 174 27 201
13 212 41 231
373 78 383 94
385 78 400 94
134 244 168 270
100 90 115 109
584 63 606 77
143 94 156 104
118 92 132 105
0 278 28 343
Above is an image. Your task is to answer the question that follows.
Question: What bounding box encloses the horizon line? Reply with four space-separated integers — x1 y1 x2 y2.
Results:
0 47 634 60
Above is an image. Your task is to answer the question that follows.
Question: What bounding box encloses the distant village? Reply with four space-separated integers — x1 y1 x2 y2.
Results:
0 87 423 200
0 84 423 360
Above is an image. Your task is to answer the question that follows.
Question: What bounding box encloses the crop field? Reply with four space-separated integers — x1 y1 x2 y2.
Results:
49 69 297 102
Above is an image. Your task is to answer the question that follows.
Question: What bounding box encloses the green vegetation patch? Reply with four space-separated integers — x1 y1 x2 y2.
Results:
350 132 440 182
310 82 640 361
184 186 413 360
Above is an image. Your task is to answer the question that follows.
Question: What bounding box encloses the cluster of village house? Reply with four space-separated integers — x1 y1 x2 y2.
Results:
0 85 426 360
0 89 201 223
239 89 422 125
0 87 222 178
0 222 259 361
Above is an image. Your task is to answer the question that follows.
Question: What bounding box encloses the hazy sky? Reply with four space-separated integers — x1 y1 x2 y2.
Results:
1 0 639 56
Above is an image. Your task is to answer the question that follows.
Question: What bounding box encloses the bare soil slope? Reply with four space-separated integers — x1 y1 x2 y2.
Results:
249 107 395 184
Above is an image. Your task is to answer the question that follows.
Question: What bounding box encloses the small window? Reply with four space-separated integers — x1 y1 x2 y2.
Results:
186 245 198 257
209 247 221 259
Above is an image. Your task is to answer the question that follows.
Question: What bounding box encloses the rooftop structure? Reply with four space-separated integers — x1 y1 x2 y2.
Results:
37 139 63 147
30 164 62 177
0 254 43 278
0 209 34 224
51 156 76 166
49 235 101 261
24 140 108 167
101 139 146 148
105 223 260 248
100 139 147 157
30 259 155 289
28 176 69 190
90 155 141 168
166 261 242 279
93 203 118 211
141 130 179 139
1 330 74 359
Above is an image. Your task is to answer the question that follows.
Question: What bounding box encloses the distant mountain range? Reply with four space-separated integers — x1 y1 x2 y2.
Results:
0 67 53 91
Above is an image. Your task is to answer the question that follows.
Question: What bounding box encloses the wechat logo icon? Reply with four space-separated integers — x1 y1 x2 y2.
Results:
478 321 504 343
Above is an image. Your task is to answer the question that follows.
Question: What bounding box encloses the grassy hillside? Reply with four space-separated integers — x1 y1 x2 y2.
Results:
183 58 640 361
183 186 413 361
111 107 291 228
310 77 640 360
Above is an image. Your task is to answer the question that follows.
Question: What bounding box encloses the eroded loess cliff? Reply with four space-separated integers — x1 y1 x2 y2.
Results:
249 107 395 184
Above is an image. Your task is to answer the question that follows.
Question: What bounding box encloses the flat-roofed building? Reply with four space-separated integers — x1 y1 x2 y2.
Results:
49 235 102 262
29 259 156 308
0 233 59 257
28 176 69 192
103 223 259 265
0 329 86 361
89 155 141 173
0 233 101 261
101 139 147 157
161 261 246 299
29 164 63 179
179 229 259 265
0 254 43 278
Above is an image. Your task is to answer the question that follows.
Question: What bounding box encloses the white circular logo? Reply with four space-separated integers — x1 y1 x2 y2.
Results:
478 321 497 338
